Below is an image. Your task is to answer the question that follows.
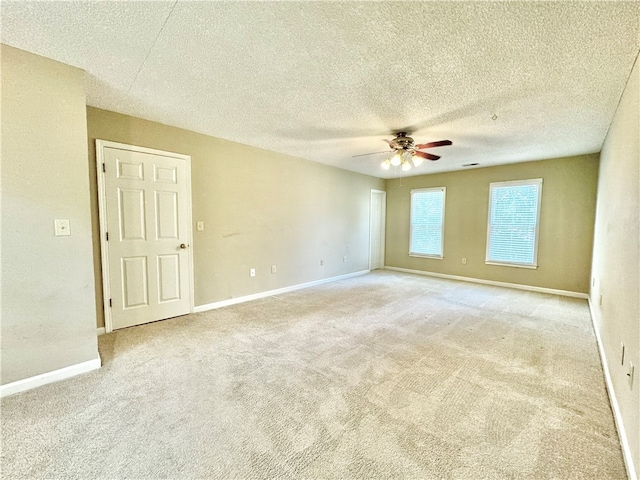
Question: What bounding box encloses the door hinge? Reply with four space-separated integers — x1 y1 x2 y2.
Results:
109 298 112 308
106 232 109 241
102 163 106 173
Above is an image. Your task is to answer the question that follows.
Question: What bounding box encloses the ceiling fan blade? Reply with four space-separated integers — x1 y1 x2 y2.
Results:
414 151 440 161
415 140 452 149
352 150 392 158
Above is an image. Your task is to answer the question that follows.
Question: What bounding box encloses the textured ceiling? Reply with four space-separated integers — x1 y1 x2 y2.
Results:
2 1 639 178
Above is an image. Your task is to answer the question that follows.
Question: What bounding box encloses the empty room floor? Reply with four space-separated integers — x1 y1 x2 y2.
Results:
1 271 626 479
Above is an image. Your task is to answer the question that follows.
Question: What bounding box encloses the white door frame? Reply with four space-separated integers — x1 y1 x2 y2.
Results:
96 140 195 333
369 189 387 270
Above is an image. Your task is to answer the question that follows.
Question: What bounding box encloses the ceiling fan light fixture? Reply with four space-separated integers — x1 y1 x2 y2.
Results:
370 133 453 171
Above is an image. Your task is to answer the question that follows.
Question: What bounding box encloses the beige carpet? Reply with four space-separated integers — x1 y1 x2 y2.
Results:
1 271 626 479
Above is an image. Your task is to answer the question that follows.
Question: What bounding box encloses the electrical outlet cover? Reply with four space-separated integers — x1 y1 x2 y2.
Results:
54 219 71 236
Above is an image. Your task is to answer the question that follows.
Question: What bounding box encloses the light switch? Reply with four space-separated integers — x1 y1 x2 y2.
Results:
197 221 205 231
54 219 71 236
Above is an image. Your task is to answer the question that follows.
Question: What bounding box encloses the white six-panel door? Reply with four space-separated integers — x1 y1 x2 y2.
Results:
97 141 193 331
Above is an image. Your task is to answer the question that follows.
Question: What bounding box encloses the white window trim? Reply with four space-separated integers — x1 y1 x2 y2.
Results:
409 187 446 260
485 178 543 269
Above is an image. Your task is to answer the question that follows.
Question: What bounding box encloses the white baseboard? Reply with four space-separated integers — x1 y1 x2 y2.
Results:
194 270 370 313
384 266 588 299
0 358 102 398
96 327 106 336
588 299 638 480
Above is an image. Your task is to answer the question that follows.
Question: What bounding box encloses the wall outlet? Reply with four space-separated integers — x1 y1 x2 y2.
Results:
250 268 256 277
320 259 324 266
343 255 347 263
196 221 205 231
628 362 635 390
462 257 467 265
271 265 277 274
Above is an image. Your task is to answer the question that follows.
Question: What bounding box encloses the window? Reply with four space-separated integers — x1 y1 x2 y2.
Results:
486 178 542 268
410 187 445 258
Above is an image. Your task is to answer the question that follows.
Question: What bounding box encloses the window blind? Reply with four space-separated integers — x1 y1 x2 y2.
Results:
486 179 542 267
410 187 445 258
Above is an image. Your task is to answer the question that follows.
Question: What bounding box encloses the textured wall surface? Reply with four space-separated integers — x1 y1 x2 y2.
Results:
0 45 99 384
591 56 640 479
87 107 385 329
385 155 599 294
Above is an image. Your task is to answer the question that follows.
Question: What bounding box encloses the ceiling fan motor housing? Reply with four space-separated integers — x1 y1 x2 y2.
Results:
354 132 450 164
390 132 415 151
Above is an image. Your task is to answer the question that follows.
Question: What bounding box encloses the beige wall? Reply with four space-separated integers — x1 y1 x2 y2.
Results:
1 45 99 385
591 56 639 478
87 107 385 329
385 155 599 294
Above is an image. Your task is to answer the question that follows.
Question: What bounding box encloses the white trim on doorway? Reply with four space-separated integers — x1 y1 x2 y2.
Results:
369 189 386 271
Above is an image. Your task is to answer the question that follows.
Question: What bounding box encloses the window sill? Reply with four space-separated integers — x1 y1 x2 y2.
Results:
485 261 538 269
410 254 444 260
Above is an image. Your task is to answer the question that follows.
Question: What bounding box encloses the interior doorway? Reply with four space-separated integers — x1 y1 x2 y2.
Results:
369 189 386 270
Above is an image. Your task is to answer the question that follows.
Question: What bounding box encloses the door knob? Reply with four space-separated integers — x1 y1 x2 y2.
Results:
179 243 188 249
